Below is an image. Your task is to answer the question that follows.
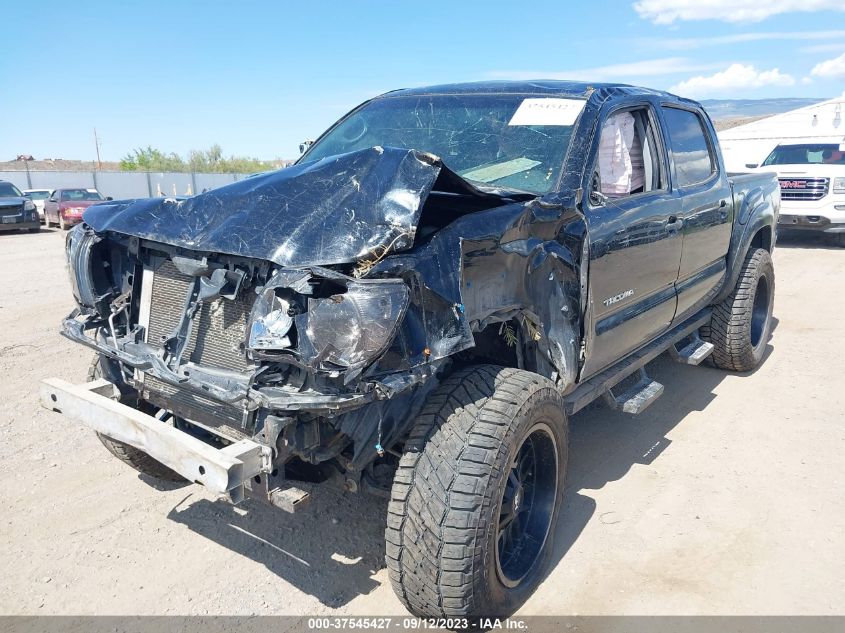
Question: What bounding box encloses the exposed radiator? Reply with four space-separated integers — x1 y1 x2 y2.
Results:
145 260 254 371
140 259 256 439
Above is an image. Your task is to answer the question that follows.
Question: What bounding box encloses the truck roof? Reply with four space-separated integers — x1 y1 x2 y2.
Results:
379 80 695 106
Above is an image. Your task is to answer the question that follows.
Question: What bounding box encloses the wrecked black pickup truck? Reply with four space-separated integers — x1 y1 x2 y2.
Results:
41 81 779 618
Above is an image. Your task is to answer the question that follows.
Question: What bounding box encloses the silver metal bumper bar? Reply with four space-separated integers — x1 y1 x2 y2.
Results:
40 377 271 500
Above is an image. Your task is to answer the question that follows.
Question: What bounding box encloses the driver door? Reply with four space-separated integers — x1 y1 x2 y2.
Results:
580 104 683 378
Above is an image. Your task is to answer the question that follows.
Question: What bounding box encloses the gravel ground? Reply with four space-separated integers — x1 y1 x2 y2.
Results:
0 227 842 616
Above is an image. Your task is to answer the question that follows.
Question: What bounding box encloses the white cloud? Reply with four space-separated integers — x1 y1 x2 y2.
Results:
799 42 845 55
634 0 845 24
641 30 845 51
670 64 795 97
811 52 845 79
488 57 717 82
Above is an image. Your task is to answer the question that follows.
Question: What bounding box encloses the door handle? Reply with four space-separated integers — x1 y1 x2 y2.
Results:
666 215 683 231
719 199 727 208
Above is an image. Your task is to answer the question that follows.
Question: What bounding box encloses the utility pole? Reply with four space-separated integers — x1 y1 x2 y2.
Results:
93 128 102 170
24 157 32 189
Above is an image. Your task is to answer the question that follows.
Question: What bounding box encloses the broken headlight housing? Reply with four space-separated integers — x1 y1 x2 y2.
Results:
65 224 100 308
248 290 295 350
299 282 410 370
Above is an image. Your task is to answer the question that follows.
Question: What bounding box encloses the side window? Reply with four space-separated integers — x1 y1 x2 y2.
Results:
593 107 665 201
661 107 716 187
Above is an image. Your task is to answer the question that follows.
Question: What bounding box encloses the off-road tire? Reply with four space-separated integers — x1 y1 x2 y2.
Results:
386 365 568 619
702 247 774 372
88 357 185 482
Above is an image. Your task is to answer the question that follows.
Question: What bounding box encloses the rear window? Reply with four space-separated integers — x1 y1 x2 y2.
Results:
661 107 716 187
60 189 104 201
26 190 50 200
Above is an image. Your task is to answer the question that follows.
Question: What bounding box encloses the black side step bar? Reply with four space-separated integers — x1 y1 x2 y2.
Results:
563 310 712 417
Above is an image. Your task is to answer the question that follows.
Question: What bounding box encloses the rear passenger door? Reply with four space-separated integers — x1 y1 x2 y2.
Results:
580 103 683 378
659 106 733 320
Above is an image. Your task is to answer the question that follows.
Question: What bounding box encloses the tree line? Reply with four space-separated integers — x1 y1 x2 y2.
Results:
119 144 283 173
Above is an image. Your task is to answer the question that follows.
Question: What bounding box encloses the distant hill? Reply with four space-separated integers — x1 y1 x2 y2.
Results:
700 98 828 120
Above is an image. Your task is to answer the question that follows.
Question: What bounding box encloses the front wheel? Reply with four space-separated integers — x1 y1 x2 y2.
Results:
702 247 774 371
386 365 568 619
88 357 185 482
59 214 66 231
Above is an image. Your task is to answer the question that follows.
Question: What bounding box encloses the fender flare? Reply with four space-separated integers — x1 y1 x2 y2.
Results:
715 194 776 304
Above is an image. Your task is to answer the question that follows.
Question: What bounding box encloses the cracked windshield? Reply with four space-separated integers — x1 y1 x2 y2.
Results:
301 94 581 193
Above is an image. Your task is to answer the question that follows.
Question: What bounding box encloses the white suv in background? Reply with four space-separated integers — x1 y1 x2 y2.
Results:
758 143 845 245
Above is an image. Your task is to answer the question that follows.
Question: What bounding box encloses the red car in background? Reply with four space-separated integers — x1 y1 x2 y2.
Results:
44 188 109 230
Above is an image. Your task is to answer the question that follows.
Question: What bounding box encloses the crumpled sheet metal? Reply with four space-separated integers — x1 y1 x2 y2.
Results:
372 200 585 387
84 147 465 267
84 137 588 392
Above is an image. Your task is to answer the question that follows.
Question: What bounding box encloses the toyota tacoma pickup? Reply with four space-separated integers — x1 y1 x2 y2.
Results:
41 81 779 619
756 142 845 245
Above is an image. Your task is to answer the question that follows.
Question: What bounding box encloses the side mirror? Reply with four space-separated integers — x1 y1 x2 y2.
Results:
299 139 314 154
745 163 759 169
48 198 56 202
106 196 113 201
589 190 609 207
588 170 607 207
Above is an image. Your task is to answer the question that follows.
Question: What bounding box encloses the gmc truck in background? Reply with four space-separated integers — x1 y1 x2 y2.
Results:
41 81 779 619
756 142 845 245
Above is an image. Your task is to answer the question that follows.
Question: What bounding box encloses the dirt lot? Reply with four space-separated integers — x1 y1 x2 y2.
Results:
0 227 843 617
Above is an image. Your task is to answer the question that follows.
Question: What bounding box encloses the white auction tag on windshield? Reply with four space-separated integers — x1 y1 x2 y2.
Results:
509 98 586 126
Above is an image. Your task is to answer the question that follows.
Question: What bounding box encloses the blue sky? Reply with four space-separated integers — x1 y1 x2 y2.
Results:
2 0 844 161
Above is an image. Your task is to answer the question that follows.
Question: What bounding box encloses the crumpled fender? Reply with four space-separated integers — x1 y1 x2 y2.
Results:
371 198 586 390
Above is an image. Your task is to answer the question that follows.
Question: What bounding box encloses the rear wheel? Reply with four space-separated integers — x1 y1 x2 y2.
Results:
702 247 774 371
386 365 568 619
89 357 185 482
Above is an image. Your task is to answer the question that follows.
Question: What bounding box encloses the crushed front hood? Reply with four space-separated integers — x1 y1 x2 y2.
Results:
83 146 496 267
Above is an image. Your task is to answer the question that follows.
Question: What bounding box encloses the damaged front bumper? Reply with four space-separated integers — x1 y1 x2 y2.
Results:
61 311 375 414
39 377 270 501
